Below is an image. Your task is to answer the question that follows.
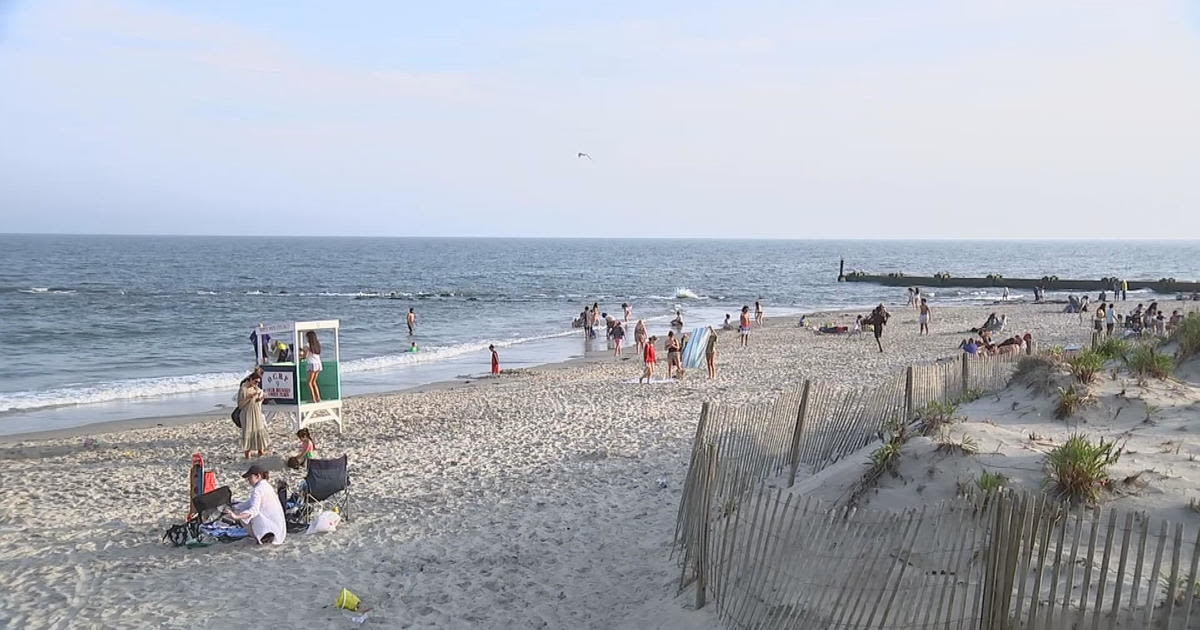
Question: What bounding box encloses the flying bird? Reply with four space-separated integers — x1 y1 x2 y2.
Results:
577 152 592 160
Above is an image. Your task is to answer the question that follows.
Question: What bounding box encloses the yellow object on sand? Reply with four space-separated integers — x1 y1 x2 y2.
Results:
335 588 361 611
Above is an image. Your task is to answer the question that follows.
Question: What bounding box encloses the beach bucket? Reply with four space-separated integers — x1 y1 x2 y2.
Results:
335 588 361 611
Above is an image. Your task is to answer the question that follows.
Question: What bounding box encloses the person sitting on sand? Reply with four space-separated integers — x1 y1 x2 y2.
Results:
722 314 734 330
640 336 658 384
670 309 684 328
287 428 317 469
223 464 286 545
959 338 979 356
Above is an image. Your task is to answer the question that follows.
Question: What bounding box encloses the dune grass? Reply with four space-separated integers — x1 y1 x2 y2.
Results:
1125 343 1174 380
1067 349 1105 384
1044 434 1121 504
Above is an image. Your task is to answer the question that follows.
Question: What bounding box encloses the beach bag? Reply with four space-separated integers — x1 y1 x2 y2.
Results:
231 407 242 428
163 520 202 547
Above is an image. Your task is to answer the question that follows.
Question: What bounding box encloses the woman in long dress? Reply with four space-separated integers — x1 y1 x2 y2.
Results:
239 372 269 459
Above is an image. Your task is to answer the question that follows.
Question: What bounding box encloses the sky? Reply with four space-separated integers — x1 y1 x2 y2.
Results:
1 0 1199 238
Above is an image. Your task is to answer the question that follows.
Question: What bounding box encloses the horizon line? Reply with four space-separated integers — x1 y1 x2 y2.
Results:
3 232 1199 242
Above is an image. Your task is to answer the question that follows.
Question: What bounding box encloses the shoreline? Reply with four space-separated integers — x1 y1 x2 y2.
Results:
1 301 1047 444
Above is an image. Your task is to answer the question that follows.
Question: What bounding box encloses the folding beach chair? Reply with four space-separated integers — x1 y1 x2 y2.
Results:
192 486 233 523
299 455 351 522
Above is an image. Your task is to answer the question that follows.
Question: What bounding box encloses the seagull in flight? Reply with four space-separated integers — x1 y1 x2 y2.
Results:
577 152 592 160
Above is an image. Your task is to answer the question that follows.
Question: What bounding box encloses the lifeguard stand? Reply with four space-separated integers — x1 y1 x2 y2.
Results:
252 320 344 433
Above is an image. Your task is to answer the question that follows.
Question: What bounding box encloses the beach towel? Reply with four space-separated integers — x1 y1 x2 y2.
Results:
680 327 709 369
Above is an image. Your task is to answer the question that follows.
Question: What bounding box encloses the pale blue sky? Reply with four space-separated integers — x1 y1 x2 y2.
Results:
2 0 1198 238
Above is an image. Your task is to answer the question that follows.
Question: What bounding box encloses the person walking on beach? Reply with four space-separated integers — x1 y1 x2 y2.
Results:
489 344 500 375
612 320 625 357
238 371 269 459
867 303 890 353
918 298 931 335
1105 303 1117 336
634 319 647 358
666 331 683 379
739 306 752 348
906 287 915 307
406 308 416 336
755 301 764 325
704 326 718 379
622 302 632 322
640 336 657 384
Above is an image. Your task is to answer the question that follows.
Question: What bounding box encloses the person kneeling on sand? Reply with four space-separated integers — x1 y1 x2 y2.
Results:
640 336 658 383
224 464 287 545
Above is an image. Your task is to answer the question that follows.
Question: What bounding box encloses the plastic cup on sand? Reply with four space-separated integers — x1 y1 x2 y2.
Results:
335 588 361 611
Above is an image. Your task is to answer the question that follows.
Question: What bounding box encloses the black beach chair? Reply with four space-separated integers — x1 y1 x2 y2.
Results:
300 455 351 522
192 486 233 524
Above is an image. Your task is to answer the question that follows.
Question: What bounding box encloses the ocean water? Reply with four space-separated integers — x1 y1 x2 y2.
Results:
1 235 1197 434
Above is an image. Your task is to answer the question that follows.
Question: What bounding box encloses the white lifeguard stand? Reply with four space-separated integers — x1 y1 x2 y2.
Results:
252 319 344 433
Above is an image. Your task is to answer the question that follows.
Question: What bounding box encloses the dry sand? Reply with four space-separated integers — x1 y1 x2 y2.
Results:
0 301 1131 628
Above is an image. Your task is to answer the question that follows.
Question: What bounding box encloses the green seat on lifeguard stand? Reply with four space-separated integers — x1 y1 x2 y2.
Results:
298 361 340 403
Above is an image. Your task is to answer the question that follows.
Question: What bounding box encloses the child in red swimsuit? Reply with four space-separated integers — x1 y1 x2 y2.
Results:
640 336 657 384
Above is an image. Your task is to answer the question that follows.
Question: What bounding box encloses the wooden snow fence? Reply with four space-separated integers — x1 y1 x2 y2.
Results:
674 350 1042 618
683 486 1200 629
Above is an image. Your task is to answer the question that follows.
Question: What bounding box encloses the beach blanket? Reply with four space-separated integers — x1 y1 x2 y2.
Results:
680 327 708 369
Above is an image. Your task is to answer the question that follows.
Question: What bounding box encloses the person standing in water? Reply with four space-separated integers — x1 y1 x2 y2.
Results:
489 344 500 375
640 335 657 383
622 302 632 322
739 305 752 348
918 298 931 335
754 301 764 325
406 308 416 335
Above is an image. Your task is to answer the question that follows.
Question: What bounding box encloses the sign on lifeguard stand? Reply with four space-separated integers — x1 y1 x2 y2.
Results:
252 320 344 433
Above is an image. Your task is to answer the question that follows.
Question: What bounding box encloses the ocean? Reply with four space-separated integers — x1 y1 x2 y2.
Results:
2 235 1197 434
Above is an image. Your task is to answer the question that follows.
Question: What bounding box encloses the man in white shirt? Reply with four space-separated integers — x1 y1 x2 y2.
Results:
225 464 286 545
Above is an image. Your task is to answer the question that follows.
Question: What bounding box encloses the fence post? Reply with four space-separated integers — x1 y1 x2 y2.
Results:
904 366 914 419
961 352 970 396
694 443 716 609
787 380 812 488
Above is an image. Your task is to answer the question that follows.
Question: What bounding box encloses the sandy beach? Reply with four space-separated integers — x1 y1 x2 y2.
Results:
0 302 1138 628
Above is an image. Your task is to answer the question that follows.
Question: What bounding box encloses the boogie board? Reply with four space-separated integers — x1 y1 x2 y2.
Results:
680 326 710 369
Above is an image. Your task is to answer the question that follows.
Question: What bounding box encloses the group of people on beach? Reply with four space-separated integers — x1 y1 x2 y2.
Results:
638 326 720 382
958 331 1033 356
1092 301 1183 338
